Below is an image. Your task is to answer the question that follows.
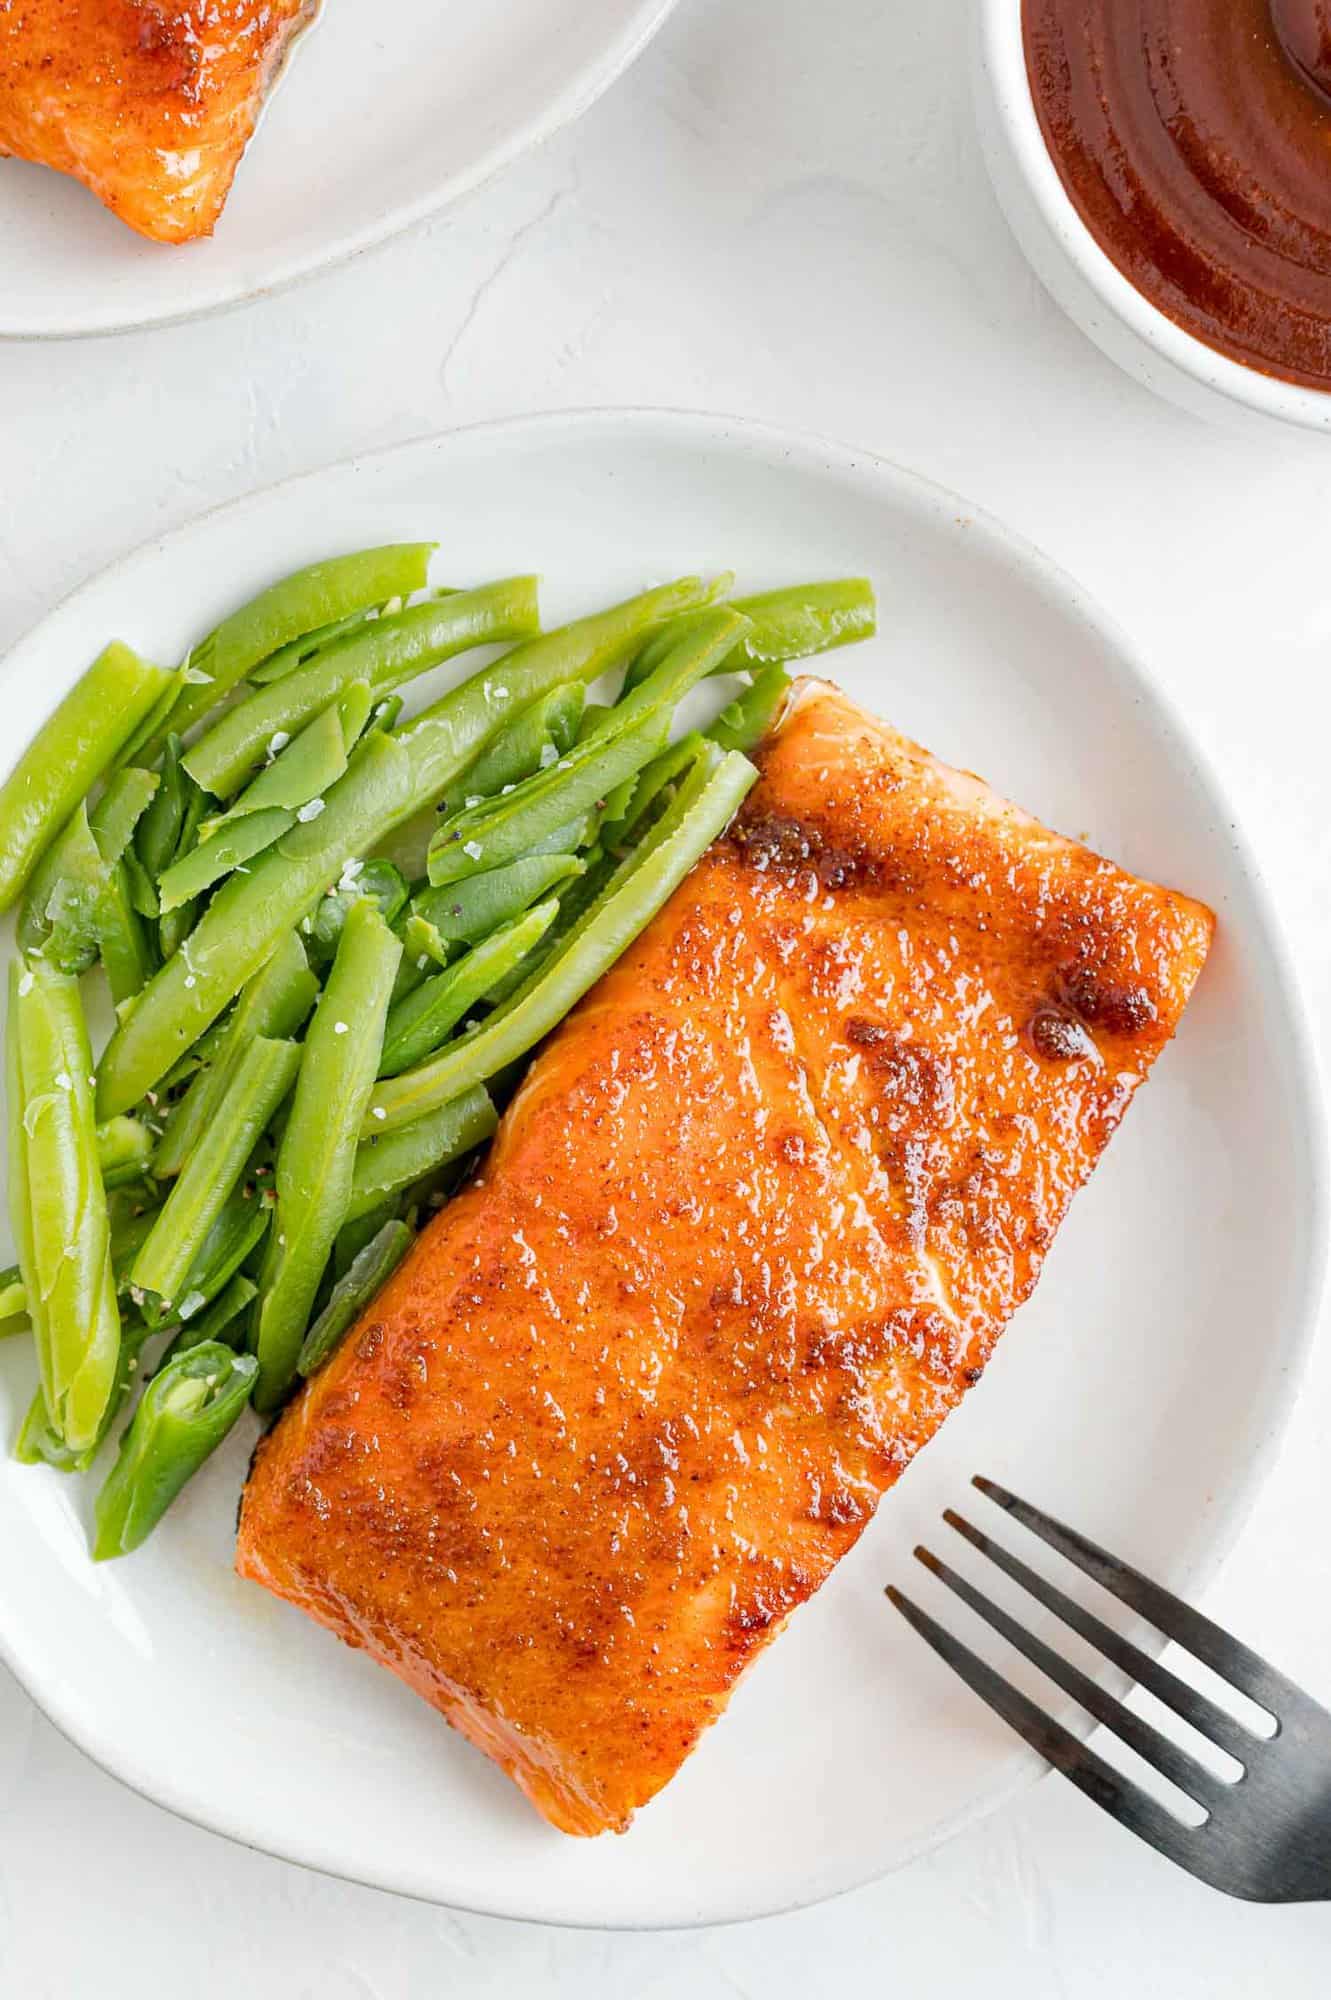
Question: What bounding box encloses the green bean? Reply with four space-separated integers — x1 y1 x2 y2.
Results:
623 578 876 693
97 586 720 1120
363 747 756 1135
611 732 708 843
167 544 437 741
707 662 793 753
364 693 404 737
132 1037 300 1308
155 806 293 915
15 1317 151 1474
139 1182 270 1332
439 680 585 816
155 770 211 960
303 858 410 969
252 900 401 1410
427 609 745 888
202 695 361 836
346 1084 496 1225
184 578 541 799
0 1264 26 1325
0 644 176 914
249 594 462 690
135 737 190 881
379 899 559 1079
391 576 723 810
98 732 411 1118
111 1196 161 1293
297 1220 414 1378
333 1199 399 1275
97 1116 154 1189
157 1273 257 1370
16 805 105 973
411 853 585 948
93 1342 259 1560
151 930 316 1177
9 960 121 1450
400 912 451 973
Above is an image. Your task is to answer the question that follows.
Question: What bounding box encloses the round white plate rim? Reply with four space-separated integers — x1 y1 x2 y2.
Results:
0 408 1324 1928
0 0 680 343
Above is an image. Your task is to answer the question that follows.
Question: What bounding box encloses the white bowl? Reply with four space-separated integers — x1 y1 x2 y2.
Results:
972 2 1331 435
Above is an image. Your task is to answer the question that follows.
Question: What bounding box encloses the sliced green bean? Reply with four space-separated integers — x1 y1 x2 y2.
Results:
0 644 176 914
98 732 411 1119
347 1084 496 1225
97 1116 154 1189
297 1220 414 1379
202 696 360 834
9 959 121 1450
15 1317 151 1474
411 853 585 948
140 1182 270 1332
184 578 540 799
252 900 402 1410
135 736 190 881
303 858 410 969
380 899 559 1079
152 930 317 1178
156 806 293 915
132 1037 301 1308
167 544 437 741
93 1342 259 1560
623 578 876 692
427 609 745 888
439 681 586 816
707 662 793 753
16 805 106 973
364 748 756 1135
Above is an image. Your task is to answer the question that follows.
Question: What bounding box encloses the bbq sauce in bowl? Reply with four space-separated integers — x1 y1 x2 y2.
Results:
1023 0 1331 391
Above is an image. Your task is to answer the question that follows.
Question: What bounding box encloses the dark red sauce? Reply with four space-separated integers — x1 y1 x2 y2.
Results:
1023 0 1331 390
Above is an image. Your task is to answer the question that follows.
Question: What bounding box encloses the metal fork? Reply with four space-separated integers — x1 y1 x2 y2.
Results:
887 1476 1331 1901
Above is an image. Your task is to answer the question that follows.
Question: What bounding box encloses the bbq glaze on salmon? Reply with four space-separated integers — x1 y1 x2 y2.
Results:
237 681 1214 1837
0 1 316 243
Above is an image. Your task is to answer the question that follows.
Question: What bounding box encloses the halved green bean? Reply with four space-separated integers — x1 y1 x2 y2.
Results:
623 578 876 693
412 853 585 948
428 610 745 888
252 900 402 1410
132 1037 301 1308
9 960 121 1450
607 732 707 845
152 930 317 1178
363 748 756 1135
92 1342 259 1560
297 1220 414 1378
439 680 586 816
167 544 437 741
155 769 211 961
346 1084 496 1225
184 578 541 799
15 1317 150 1474
135 737 190 881
303 858 410 969
707 662 793 753
392 576 723 810
140 1182 270 1332
97 1116 154 1189
202 695 362 836
156 806 293 915
379 899 560 1078
98 732 411 1119
0 644 176 914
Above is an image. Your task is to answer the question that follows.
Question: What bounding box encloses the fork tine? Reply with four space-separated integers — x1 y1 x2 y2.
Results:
945 1503 1257 1764
886 1584 1200 1870
916 1540 1224 1807
974 1478 1290 1717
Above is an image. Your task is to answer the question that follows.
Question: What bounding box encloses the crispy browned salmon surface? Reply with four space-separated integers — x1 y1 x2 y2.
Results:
237 681 1214 1836
0 0 315 243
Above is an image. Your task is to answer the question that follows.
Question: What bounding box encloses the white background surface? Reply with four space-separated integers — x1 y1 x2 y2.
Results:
0 0 1328 1991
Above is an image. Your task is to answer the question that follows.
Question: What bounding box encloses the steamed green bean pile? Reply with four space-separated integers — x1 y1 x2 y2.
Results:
0 544 875 1558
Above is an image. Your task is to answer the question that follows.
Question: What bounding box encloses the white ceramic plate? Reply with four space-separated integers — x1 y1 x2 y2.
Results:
0 0 677 340
0 412 1323 1927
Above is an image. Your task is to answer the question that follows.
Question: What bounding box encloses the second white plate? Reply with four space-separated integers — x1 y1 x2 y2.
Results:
0 412 1322 1925
0 0 677 339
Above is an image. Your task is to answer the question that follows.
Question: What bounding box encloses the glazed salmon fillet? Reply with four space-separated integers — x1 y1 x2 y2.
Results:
237 680 1214 1836
0 0 316 243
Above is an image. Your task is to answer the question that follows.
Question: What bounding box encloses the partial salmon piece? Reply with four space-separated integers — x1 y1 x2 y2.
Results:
0 1 316 243
237 681 1214 1836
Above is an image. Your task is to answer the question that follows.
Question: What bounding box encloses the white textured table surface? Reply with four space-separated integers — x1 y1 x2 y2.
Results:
2 2 1330 1991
